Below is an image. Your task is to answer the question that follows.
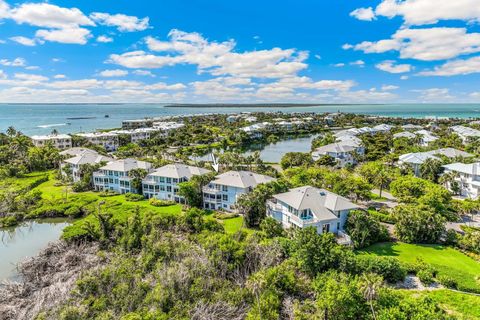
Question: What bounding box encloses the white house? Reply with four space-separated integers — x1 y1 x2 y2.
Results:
414 129 438 146
203 170 275 212
442 162 480 199
312 141 364 167
31 134 72 149
266 186 359 244
402 124 423 130
393 131 416 139
142 163 211 203
111 128 161 143
93 158 153 194
152 121 185 136
398 148 473 176
241 122 272 138
451 125 480 143
77 132 119 151
63 149 113 182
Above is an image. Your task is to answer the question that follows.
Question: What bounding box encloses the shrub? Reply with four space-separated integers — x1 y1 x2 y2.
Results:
417 269 434 285
213 212 239 220
260 217 285 238
367 209 395 224
346 210 390 249
355 255 406 283
149 198 176 207
437 275 457 289
125 193 145 202
64 205 83 218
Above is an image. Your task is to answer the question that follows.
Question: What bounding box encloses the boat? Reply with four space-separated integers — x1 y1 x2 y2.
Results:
105 114 110 118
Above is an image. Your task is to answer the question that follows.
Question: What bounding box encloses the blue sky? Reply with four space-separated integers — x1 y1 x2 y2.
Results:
0 0 480 103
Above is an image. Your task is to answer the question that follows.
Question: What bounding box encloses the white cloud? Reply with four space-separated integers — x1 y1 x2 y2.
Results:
133 70 155 77
0 0 9 19
381 84 399 91
46 79 102 89
110 29 308 79
10 36 36 46
350 60 365 67
350 7 376 21
10 2 94 29
54 74 66 79
314 54 321 59
0 70 6 79
35 27 91 44
413 88 454 101
375 60 412 73
418 56 480 76
98 69 129 77
97 35 113 43
14 73 48 82
374 0 480 25
25 66 39 70
0 57 26 67
334 63 345 67
90 12 149 32
145 82 186 90
349 27 480 61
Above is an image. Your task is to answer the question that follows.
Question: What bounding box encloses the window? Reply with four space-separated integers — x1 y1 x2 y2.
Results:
166 178 172 184
222 185 228 192
322 224 330 233
167 186 172 192
160 177 165 183
222 194 228 201
173 178 178 183
160 185 165 191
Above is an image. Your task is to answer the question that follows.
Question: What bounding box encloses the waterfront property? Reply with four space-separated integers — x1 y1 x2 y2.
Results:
76 132 119 152
266 186 359 244
442 162 480 199
399 148 474 176
152 121 185 135
142 163 211 202
31 134 72 150
241 122 272 139
93 158 153 194
111 127 161 143
62 149 113 182
450 125 480 143
311 141 365 167
203 170 276 212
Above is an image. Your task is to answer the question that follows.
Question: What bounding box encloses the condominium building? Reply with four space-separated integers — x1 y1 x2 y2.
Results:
312 141 365 167
76 132 119 151
203 170 276 212
62 149 113 182
93 158 153 194
142 163 211 202
442 162 480 199
31 134 72 149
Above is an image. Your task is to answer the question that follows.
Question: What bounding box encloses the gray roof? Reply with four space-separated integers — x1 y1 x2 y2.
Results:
212 170 275 188
399 148 473 165
65 151 113 166
313 142 359 154
100 158 152 172
60 147 98 157
149 163 211 179
393 131 416 139
443 162 480 175
273 186 359 221
427 147 473 158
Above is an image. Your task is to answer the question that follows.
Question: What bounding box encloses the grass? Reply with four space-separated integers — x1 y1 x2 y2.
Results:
222 216 245 234
0 171 49 192
402 290 480 320
360 242 480 293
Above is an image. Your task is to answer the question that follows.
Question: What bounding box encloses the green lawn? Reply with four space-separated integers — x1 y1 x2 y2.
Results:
360 242 480 292
402 290 480 320
221 216 245 234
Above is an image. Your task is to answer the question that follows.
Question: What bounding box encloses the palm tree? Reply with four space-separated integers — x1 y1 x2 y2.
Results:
6 126 17 138
51 129 59 136
360 273 383 320
438 171 458 191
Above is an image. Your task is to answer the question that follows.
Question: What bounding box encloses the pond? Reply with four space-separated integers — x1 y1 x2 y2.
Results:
0 218 70 281
193 134 319 163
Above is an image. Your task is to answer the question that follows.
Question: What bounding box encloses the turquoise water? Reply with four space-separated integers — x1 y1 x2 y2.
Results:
0 218 70 281
1 103 480 136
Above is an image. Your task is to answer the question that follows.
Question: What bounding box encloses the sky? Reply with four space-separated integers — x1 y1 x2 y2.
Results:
1 0 480 103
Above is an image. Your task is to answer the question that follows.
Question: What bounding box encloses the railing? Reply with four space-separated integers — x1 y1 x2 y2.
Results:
337 230 352 246
289 214 317 228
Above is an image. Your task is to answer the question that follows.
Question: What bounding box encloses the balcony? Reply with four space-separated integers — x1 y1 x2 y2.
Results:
336 230 352 246
202 186 222 194
289 214 318 228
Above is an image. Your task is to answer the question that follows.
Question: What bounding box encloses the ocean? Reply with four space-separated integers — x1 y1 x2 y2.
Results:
1 103 480 136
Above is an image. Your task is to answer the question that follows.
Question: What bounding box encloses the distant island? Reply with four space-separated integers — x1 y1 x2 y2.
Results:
163 103 361 108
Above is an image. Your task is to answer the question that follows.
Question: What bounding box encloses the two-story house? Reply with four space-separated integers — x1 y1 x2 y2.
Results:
266 186 359 244
399 148 474 176
311 141 364 167
93 158 153 194
142 163 211 203
203 170 276 212
442 162 480 199
62 149 113 182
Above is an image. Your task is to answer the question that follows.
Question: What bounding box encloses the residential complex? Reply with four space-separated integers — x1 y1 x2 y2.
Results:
142 163 211 203
77 132 119 151
451 125 480 143
203 170 275 212
93 158 153 194
31 134 72 149
62 149 113 182
442 162 480 199
399 148 474 176
312 141 364 167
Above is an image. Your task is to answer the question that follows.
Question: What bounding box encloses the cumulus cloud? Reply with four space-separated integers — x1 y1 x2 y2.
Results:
109 29 308 79
98 69 129 77
350 7 376 21
14 72 48 82
375 60 412 73
9 36 36 46
35 27 91 44
348 27 480 61
418 56 480 76
133 70 155 77
54 74 66 79
374 0 480 26
90 12 149 32
413 88 454 101
0 57 26 67
97 35 113 43
381 84 399 91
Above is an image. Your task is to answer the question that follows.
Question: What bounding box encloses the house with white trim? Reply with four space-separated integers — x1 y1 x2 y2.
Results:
312 141 364 167
393 131 416 139
142 163 211 203
77 132 119 151
266 186 359 244
451 125 480 143
93 158 153 194
63 149 113 182
398 148 473 176
414 129 438 146
203 170 275 212
442 162 480 199
31 134 72 150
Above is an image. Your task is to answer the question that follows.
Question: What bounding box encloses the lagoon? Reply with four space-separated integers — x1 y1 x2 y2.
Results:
0 218 70 281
